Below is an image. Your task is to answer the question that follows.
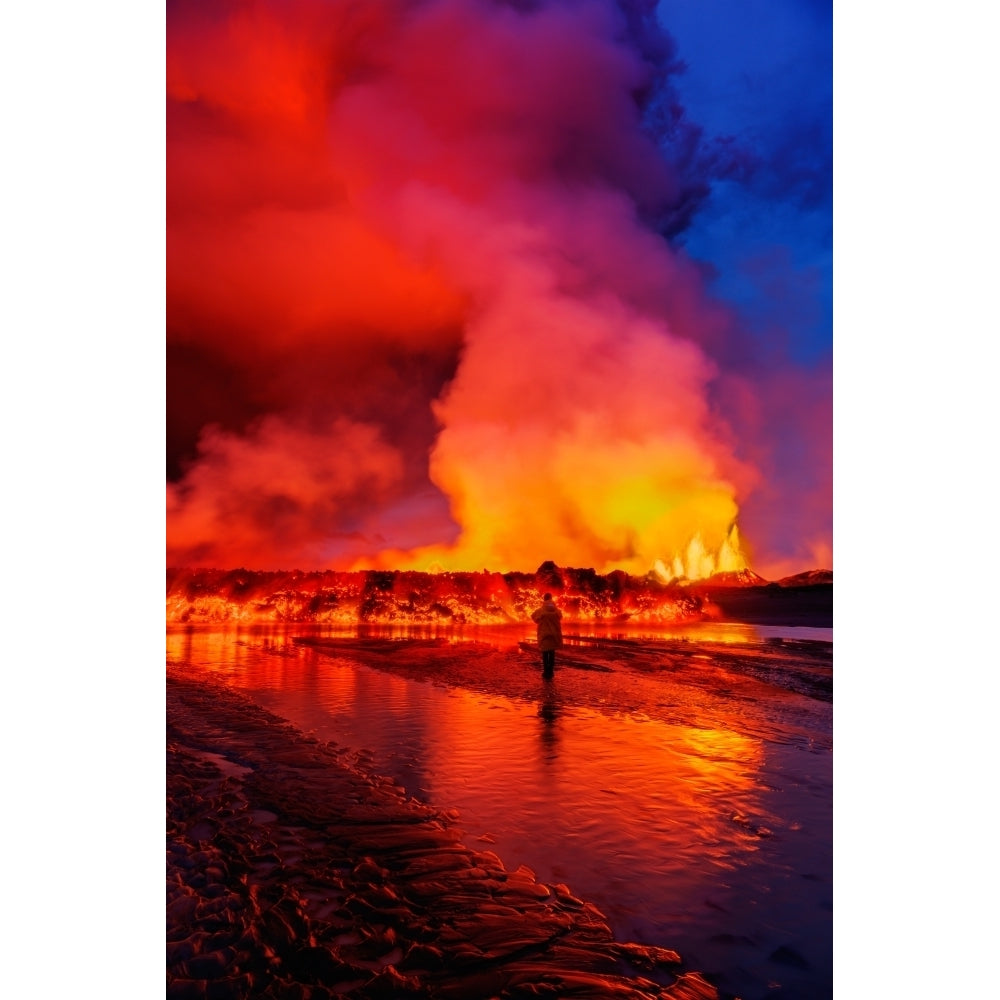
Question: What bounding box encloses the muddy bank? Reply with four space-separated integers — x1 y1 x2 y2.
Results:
167 668 720 999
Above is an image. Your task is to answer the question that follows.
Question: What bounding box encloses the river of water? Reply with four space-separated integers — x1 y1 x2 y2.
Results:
167 623 832 1000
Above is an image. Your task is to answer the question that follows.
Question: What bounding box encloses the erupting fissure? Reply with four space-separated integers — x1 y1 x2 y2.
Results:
652 523 748 583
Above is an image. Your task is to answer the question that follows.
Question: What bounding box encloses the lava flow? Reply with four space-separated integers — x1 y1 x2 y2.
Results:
166 561 710 626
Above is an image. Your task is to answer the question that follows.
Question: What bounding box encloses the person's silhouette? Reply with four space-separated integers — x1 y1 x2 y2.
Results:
530 592 563 680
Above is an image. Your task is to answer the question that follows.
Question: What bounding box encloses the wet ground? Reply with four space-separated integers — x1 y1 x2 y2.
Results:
167 623 831 999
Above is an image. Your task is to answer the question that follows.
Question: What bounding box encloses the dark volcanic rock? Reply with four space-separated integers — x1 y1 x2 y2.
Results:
776 569 833 587
690 582 832 629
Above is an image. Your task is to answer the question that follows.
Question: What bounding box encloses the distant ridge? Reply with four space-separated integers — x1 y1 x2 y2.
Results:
695 569 769 588
685 567 832 627
775 569 833 587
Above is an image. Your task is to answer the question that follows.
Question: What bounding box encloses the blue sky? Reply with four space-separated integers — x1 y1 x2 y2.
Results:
658 0 832 366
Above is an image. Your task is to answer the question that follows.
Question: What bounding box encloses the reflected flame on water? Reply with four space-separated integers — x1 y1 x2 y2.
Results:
168 619 785 651
168 625 772 886
167 625 832 998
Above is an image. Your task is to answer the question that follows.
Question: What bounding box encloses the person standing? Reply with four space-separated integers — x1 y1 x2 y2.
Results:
531 593 563 680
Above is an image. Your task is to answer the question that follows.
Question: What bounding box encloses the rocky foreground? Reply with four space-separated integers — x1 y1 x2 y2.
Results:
167 668 720 1000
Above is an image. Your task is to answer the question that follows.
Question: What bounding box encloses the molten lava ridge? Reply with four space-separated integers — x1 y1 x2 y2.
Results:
166 561 709 625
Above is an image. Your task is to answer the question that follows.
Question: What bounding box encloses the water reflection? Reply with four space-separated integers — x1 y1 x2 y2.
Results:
537 682 560 760
168 619 832 652
167 624 832 999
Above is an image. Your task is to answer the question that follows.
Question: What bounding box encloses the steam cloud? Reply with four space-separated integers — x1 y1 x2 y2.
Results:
167 0 830 578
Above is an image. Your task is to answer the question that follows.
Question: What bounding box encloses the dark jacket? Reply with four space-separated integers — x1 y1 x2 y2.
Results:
531 600 564 651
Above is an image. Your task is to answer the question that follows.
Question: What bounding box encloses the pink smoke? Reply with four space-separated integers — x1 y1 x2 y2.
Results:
167 0 830 578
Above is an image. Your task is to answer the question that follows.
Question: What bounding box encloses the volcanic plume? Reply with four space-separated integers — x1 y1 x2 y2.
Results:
167 0 830 579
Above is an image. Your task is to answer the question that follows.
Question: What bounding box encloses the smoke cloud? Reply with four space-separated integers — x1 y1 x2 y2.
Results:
167 0 830 578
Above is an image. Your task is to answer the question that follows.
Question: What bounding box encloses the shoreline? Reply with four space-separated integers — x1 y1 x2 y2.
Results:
167 667 721 999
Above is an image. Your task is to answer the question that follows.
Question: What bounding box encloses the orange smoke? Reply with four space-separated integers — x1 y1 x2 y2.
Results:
167 416 407 568
167 0 788 578
358 214 753 575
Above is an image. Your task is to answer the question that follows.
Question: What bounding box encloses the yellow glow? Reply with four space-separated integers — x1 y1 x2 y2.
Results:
367 428 749 580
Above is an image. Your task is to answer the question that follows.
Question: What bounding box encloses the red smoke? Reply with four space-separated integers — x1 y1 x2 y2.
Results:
167 0 830 578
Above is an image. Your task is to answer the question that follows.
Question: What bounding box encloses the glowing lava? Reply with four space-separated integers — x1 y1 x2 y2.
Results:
166 563 709 626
